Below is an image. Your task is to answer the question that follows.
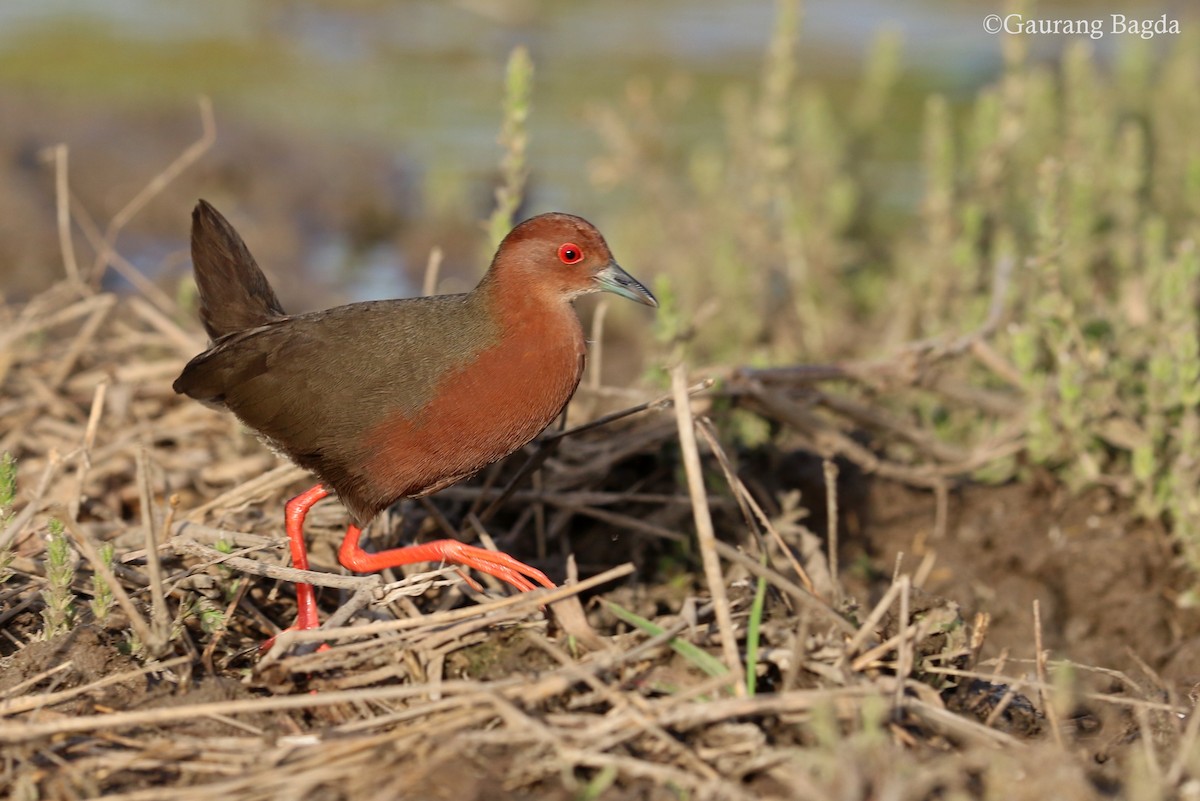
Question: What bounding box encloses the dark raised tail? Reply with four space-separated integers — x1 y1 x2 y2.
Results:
190 200 287 340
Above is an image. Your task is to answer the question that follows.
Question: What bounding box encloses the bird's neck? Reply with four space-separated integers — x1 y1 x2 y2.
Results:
474 266 581 337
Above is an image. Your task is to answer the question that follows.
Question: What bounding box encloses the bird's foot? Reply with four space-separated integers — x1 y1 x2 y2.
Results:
260 625 332 655
260 583 330 653
339 536 556 594
430 540 556 593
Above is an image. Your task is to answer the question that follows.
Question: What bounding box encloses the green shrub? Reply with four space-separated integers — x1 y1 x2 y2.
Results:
589 4 1200 567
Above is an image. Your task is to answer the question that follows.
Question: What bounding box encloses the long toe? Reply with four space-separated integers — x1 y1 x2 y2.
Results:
445 542 555 592
480 552 555 590
477 564 538 592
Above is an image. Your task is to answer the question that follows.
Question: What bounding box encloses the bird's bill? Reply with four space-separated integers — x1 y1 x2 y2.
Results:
594 261 658 307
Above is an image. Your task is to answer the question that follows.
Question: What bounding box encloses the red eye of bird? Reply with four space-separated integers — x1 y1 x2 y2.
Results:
558 243 584 265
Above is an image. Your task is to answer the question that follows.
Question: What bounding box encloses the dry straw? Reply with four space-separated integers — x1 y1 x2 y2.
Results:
5 25 1200 797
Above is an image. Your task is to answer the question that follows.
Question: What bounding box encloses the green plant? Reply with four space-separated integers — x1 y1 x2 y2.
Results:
0 452 15 585
589 1 1200 571
89 541 116 623
197 597 228 635
744 563 769 697
41 519 75 637
0 452 15 510
575 765 617 801
606 601 730 682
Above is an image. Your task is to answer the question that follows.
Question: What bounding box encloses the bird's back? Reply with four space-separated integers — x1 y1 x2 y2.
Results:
176 291 584 525
175 201 591 525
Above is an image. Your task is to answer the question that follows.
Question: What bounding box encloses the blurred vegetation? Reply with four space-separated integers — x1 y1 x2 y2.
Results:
486 46 534 252
0 453 14 585
587 3 1200 570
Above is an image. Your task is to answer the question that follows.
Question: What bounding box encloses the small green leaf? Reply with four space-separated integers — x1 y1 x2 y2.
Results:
606 601 729 680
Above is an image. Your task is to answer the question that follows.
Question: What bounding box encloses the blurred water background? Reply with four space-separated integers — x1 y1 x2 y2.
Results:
0 0 1187 303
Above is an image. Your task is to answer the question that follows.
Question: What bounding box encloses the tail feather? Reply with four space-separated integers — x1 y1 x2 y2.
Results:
191 200 287 340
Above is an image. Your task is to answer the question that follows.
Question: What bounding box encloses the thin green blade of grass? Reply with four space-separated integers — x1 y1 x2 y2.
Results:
744 566 769 697
606 600 729 679
575 765 617 801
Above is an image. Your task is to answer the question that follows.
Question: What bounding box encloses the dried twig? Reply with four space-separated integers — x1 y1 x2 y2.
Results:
1033 599 1064 749
671 364 744 694
822 458 839 606
422 246 443 297
171 538 382 591
90 97 216 289
45 144 80 283
695 419 817 596
137 447 171 648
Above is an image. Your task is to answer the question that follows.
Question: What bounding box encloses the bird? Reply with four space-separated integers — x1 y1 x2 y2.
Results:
174 201 657 641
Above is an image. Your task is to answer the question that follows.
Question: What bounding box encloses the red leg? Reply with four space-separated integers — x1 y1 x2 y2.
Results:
338 527 556 592
264 484 330 648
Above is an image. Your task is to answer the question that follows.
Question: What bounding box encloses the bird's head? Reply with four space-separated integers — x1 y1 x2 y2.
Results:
488 213 657 308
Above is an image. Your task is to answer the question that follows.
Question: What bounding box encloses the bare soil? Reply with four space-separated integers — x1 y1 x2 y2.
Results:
854 481 1193 679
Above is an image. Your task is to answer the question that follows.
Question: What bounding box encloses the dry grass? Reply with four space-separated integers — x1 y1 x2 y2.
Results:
1 94 1199 801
